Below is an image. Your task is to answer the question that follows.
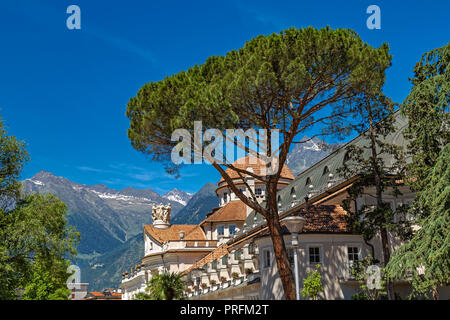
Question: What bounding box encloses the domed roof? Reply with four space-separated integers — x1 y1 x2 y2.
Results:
218 155 294 183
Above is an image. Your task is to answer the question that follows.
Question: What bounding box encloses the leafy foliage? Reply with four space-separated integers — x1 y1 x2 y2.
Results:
400 42 449 192
301 264 323 300
385 43 450 300
126 26 393 299
140 272 186 300
350 255 387 300
386 144 450 299
0 116 79 300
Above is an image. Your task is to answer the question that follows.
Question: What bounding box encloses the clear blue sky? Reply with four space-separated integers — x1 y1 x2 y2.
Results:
0 0 448 194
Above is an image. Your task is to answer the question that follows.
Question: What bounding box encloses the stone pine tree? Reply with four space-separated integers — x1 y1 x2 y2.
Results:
126 27 392 299
386 43 449 300
338 91 410 300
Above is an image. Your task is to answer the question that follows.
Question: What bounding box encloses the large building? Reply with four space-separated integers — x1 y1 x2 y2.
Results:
120 114 449 300
120 156 294 300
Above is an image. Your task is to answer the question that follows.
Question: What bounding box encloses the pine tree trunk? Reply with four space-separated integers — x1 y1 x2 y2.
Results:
368 106 395 300
266 211 296 300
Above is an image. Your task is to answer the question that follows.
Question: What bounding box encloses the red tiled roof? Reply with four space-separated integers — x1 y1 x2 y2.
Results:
201 201 247 224
144 224 206 244
256 205 351 237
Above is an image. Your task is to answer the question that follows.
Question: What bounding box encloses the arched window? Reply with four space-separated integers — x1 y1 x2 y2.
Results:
305 177 311 186
290 187 296 199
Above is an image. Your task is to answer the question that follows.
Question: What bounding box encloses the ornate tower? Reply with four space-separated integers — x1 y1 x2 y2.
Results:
151 203 171 229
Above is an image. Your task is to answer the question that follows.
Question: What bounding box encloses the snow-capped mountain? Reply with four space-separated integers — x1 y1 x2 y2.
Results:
22 171 184 254
162 188 193 206
286 136 342 176
22 170 216 291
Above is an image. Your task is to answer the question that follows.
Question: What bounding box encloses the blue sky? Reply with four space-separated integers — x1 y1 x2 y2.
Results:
0 0 448 194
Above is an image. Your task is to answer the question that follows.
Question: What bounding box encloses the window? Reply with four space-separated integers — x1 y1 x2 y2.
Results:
229 224 236 235
239 187 246 194
309 247 321 264
255 188 262 195
217 225 225 236
248 242 256 255
348 246 360 264
277 195 282 208
305 177 311 186
323 166 330 175
223 192 228 203
290 187 296 199
222 255 228 265
263 249 271 268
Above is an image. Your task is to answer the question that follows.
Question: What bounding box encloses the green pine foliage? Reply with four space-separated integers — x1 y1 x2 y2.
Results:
126 26 393 300
401 42 450 191
386 43 450 300
386 144 450 299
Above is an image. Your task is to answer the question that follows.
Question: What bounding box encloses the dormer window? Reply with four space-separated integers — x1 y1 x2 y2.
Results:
305 177 311 186
217 225 225 237
223 192 228 203
255 188 262 195
290 187 296 199
277 195 282 208
323 166 330 175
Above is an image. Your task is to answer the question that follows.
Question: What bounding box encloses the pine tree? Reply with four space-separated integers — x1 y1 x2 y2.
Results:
338 92 410 300
386 144 450 299
126 27 393 299
386 43 449 300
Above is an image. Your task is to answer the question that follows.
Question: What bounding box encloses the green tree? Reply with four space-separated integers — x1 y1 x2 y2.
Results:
338 90 411 299
139 272 186 300
126 27 392 299
386 43 449 300
400 42 449 191
0 116 79 300
386 144 450 300
0 117 29 211
301 264 323 300
350 255 387 300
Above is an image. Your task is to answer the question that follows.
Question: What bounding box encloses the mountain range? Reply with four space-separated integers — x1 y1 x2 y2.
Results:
21 136 339 290
286 136 342 176
21 171 216 290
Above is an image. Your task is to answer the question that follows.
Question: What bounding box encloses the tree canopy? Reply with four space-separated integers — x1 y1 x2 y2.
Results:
0 116 79 300
386 42 450 300
126 26 393 299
